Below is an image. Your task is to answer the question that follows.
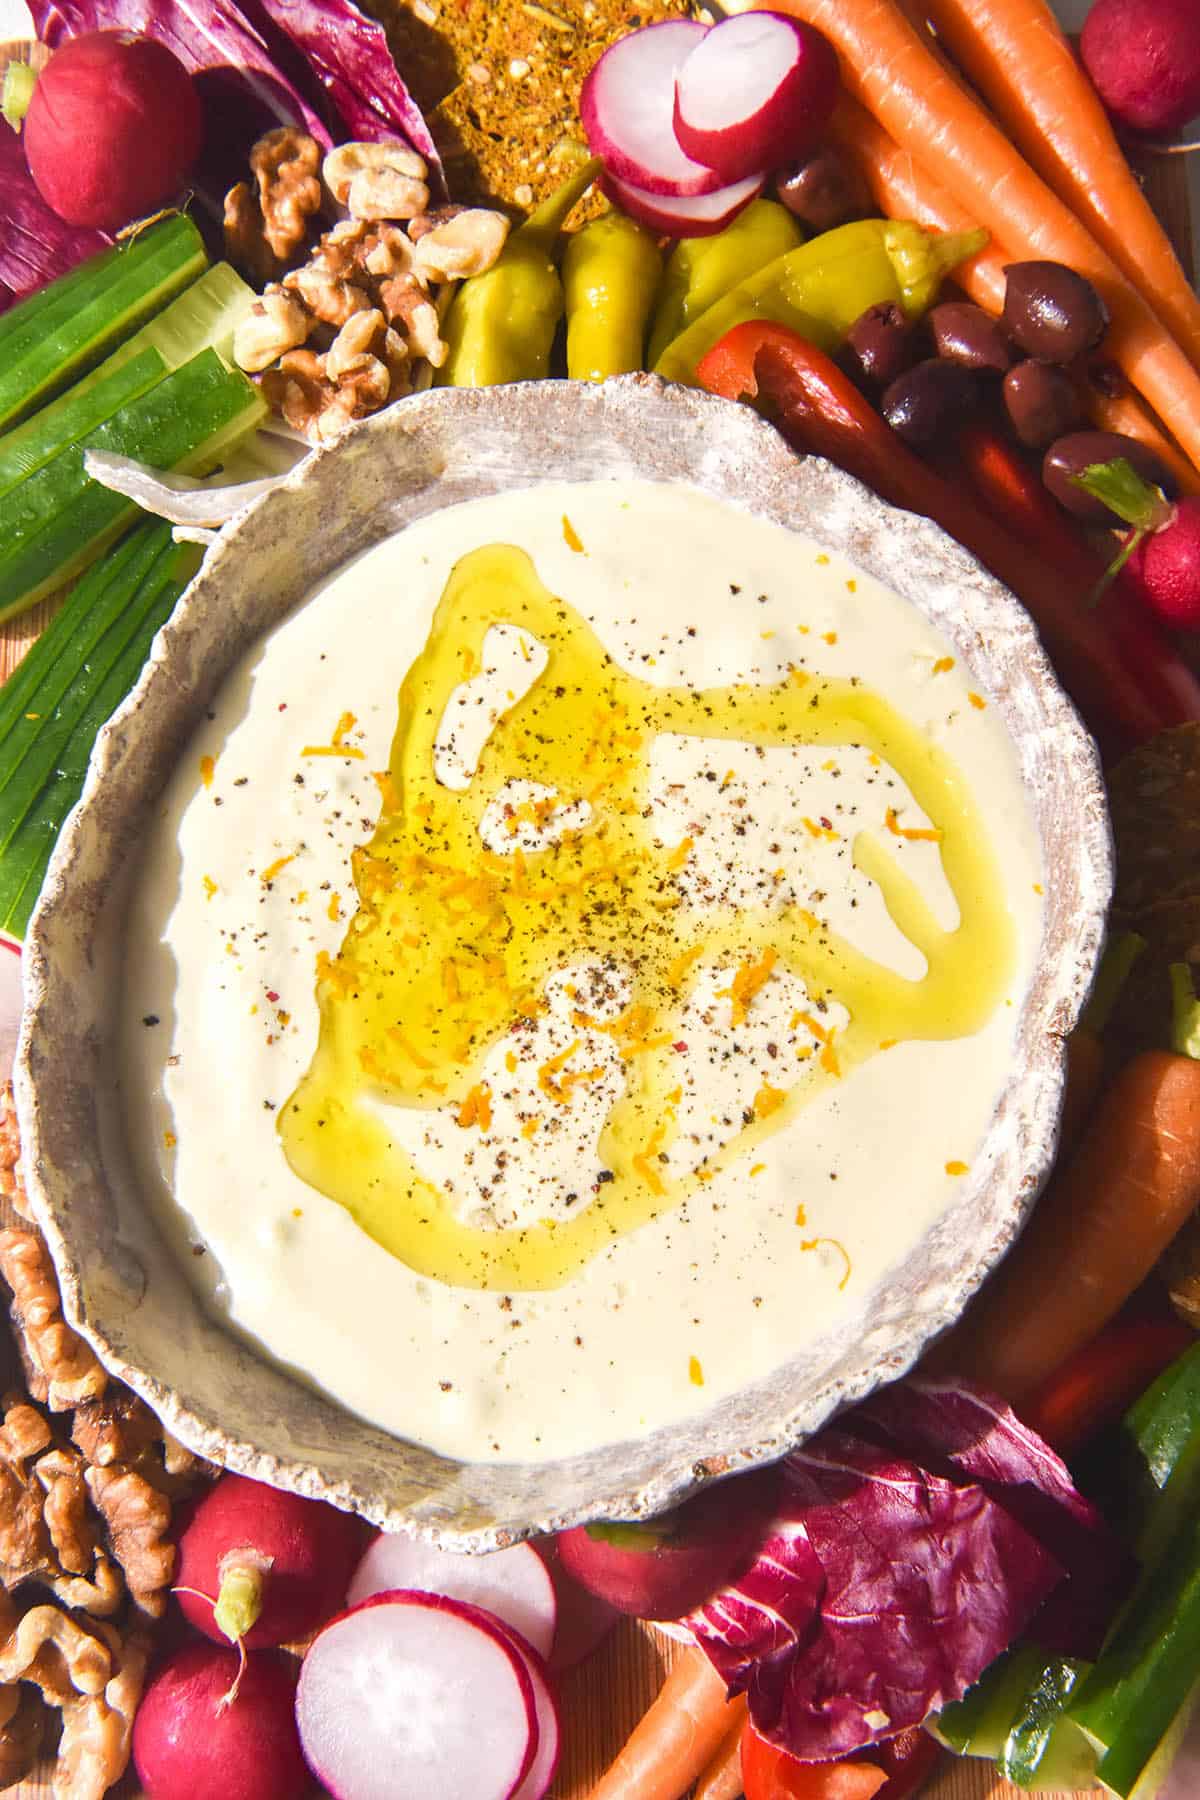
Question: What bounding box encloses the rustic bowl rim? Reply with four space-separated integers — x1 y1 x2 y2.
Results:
15 377 1112 1546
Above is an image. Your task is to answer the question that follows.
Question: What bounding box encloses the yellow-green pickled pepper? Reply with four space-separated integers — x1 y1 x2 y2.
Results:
646 199 804 367
562 210 662 383
438 157 602 388
653 220 988 387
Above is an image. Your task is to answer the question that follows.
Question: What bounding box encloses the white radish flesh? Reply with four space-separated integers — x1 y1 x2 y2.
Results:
347 1534 556 1663
296 1590 537 1800
602 167 766 239
673 13 840 184
580 20 721 198
489 1623 561 1800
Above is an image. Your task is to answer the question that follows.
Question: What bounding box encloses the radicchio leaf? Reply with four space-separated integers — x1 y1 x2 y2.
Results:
852 1376 1135 1657
29 0 442 210
683 1377 1131 1763
0 121 109 312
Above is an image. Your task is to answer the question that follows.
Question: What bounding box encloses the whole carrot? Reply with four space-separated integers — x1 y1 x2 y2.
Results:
929 964 1200 1404
827 93 1200 496
725 0 1200 474
588 1645 739 1800
693 1697 748 1800
918 0 1200 372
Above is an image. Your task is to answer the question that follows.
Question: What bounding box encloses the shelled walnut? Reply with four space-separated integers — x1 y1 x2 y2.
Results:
242 205 508 442
224 125 324 284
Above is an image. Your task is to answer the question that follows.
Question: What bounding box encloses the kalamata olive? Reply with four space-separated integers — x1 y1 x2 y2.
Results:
881 359 980 447
1043 430 1175 523
928 301 1015 373
1003 361 1084 449
843 302 917 388
1003 261 1110 363
774 148 869 234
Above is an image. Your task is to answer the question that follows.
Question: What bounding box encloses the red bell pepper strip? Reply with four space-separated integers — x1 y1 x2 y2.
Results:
741 1721 941 1800
1022 1316 1195 1458
695 322 1188 756
951 424 1200 733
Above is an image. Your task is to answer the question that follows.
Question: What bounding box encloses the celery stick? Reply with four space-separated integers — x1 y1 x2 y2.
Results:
0 527 169 802
0 530 158 760
0 351 266 624
0 215 207 430
0 528 201 940
0 263 256 498
0 351 167 503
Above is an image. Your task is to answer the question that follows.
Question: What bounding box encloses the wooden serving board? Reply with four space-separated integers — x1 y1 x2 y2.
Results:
0 133 1192 1800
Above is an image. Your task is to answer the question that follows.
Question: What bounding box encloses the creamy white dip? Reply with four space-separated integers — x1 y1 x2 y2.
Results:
120 479 1043 1462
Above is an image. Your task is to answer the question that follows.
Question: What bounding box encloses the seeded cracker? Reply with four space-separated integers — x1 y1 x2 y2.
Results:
364 0 696 212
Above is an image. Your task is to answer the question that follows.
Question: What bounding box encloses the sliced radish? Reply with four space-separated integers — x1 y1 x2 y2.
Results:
580 20 722 198
296 1589 537 1800
602 167 766 240
347 1534 556 1663
453 1607 561 1800
673 12 840 185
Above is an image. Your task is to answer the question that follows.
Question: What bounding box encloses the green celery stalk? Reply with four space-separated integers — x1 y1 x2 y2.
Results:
0 215 207 431
1068 1510 1200 1796
0 262 255 499
0 526 201 940
932 1649 1049 1758
0 350 266 624
997 1655 1094 1789
0 529 160 761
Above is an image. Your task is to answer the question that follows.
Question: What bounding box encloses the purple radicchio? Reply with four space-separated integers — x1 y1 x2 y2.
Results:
0 117 108 313
683 1376 1132 1763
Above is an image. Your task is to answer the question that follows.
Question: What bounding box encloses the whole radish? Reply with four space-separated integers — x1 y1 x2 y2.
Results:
1125 501 1200 628
174 1472 367 1651
20 31 203 231
1069 455 1200 629
1080 0 1200 137
132 1642 308 1800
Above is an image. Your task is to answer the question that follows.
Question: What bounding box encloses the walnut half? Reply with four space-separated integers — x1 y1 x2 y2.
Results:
323 141 429 223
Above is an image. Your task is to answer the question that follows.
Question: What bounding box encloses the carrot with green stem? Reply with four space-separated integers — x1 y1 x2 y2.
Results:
916 0 1200 372
587 1645 741 1800
827 91 1200 495
928 960 1200 1404
723 0 1200 475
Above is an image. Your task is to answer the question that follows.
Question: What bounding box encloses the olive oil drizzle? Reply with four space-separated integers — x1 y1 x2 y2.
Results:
280 544 1015 1291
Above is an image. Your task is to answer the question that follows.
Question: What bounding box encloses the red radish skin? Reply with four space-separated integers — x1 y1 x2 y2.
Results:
601 167 766 239
674 13 840 184
581 19 723 197
297 1589 538 1800
348 1532 556 1661
533 1539 620 1672
1126 499 1200 628
556 1467 779 1621
132 1643 308 1800
484 1618 561 1800
1081 0 1200 137
22 31 203 232
175 1472 368 1650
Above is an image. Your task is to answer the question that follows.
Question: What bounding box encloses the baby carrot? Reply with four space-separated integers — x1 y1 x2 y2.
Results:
588 1645 740 1800
693 1697 748 1800
929 965 1200 1404
918 0 1200 371
728 0 1200 473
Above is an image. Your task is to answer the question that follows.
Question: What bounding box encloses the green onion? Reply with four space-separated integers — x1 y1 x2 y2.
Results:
0 522 201 941
0 214 207 432
0 349 266 624
0 262 256 498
